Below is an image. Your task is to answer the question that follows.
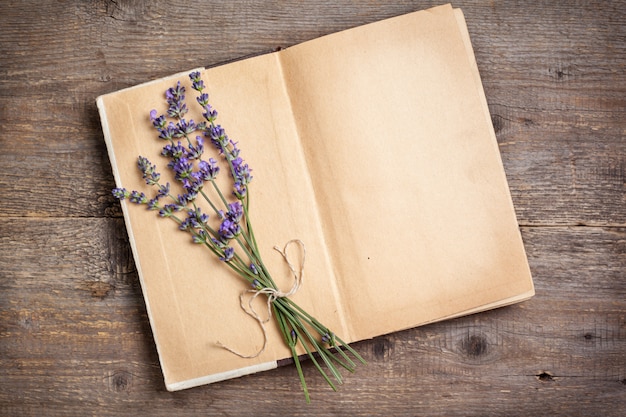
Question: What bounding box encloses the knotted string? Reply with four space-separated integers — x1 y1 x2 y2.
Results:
216 239 306 358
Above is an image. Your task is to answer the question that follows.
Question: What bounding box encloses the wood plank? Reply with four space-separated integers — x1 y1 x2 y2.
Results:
1 0 625 415
0 1 624 224
1 218 624 415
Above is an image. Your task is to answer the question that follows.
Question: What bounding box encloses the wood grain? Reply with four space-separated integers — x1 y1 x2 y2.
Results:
0 0 624 415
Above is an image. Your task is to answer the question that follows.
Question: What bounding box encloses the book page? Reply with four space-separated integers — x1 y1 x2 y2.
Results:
278 4 533 340
98 53 349 389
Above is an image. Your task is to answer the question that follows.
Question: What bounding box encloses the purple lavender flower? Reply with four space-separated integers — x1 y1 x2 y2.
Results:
185 187 199 203
208 125 229 148
176 193 191 207
166 82 188 119
188 207 209 225
211 237 227 249
112 188 130 200
226 201 243 223
179 209 202 230
232 157 252 185
227 140 241 159
166 81 185 101
162 141 186 160
202 104 218 123
158 204 179 218
189 71 204 92
157 122 178 141
196 93 209 106
178 210 204 231
175 118 196 137
187 136 204 159
150 110 166 130
233 181 247 200
147 198 160 211
196 158 219 181
172 157 193 181
183 176 204 195
157 182 170 198
129 191 148 204
218 219 241 240
192 229 208 244
137 156 160 185
167 101 188 119
219 246 235 262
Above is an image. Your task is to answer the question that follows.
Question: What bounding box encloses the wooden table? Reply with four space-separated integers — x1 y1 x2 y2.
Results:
1 1 624 415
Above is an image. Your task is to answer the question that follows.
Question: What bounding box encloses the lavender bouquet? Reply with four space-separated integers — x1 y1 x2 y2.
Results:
112 71 364 401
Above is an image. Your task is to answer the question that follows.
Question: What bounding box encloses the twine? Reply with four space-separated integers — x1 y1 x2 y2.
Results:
216 239 306 358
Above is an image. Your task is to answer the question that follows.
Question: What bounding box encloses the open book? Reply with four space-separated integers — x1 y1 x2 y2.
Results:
97 4 534 391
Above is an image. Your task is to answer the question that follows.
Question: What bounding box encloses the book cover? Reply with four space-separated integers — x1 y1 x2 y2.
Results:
97 4 534 391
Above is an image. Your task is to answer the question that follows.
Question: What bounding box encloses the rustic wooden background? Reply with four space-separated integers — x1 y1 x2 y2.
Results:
1 1 624 415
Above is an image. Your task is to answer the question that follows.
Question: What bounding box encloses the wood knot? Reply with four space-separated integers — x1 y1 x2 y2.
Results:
86 280 115 299
108 370 133 393
461 334 488 357
548 64 575 82
583 332 597 340
536 371 554 382
491 114 505 134
372 337 394 360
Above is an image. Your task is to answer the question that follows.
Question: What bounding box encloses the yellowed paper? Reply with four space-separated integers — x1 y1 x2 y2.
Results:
279 5 534 339
97 4 533 391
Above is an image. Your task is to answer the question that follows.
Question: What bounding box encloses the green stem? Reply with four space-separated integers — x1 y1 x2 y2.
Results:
242 201 260 254
286 315 338 392
200 189 221 216
294 317 344 384
234 236 256 265
334 334 367 365
272 299 359 371
274 307 310 403
211 180 229 208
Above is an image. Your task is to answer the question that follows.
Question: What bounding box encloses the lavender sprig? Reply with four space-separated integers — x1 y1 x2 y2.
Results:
112 71 365 402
